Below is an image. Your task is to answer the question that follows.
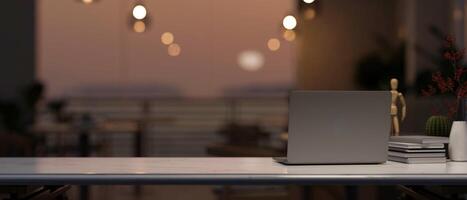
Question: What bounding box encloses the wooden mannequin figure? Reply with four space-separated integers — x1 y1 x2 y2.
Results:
390 78 406 136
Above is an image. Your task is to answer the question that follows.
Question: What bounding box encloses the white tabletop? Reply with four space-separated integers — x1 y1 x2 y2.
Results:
1 157 467 185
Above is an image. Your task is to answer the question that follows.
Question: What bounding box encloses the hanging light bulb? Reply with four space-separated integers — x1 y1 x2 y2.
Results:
303 0 316 3
283 30 296 42
130 3 151 33
77 0 98 4
161 32 175 45
133 21 146 33
132 4 147 20
267 38 281 51
304 8 317 20
168 43 182 56
282 15 297 30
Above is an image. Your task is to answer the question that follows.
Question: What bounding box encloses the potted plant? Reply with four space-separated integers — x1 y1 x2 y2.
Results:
422 36 467 161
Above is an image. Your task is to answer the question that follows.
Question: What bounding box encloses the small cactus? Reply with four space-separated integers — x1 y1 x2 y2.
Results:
425 116 452 137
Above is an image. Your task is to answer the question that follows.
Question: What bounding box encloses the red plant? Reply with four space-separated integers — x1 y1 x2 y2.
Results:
422 36 467 119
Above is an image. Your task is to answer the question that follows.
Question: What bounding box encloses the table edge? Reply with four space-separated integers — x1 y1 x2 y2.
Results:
2 174 467 185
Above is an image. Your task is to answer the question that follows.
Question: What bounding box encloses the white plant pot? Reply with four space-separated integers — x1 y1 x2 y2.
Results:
449 121 467 161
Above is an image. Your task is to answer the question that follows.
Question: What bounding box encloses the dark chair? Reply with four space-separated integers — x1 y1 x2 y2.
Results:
0 132 35 156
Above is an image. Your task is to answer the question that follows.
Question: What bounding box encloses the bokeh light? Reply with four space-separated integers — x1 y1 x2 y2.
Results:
282 15 297 30
283 30 296 42
133 21 146 33
267 38 281 51
82 0 93 4
132 5 147 20
161 32 175 45
303 0 316 3
237 50 264 71
304 8 316 20
168 43 181 56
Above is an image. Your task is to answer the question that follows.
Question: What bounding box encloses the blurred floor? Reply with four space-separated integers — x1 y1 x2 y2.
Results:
68 185 216 200
63 185 386 200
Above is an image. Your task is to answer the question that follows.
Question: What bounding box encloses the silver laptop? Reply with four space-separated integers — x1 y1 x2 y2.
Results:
275 91 391 164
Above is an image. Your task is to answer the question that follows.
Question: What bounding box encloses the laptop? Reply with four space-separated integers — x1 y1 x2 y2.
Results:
274 91 391 164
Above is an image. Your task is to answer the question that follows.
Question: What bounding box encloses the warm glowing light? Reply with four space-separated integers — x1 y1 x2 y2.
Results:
304 8 316 20
283 30 296 42
267 38 281 51
303 0 316 3
161 32 174 45
282 15 297 30
168 43 181 56
82 0 93 4
238 50 264 71
132 5 147 20
133 21 146 33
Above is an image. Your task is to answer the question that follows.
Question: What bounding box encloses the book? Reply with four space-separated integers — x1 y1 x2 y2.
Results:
389 156 446 164
390 136 449 144
388 142 445 149
389 147 445 153
388 151 445 158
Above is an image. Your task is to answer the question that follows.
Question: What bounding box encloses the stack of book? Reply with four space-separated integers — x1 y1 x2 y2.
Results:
388 136 449 164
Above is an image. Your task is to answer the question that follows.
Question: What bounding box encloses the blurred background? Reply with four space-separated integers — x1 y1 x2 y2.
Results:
0 0 466 199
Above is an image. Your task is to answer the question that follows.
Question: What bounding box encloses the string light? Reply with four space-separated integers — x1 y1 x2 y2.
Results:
283 30 296 42
282 15 297 30
304 8 316 20
168 43 181 56
132 4 147 20
82 0 93 4
161 32 175 45
133 21 146 33
303 0 316 3
77 0 98 4
238 51 264 71
130 3 150 33
267 38 281 51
